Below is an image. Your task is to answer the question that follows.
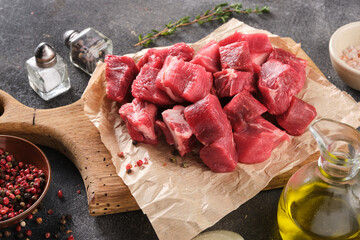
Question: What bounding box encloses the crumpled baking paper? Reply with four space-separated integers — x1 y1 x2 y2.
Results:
82 19 360 240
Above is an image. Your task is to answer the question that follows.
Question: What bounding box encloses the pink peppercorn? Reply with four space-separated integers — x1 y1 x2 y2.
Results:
126 164 132 170
137 160 143 167
25 229 32 236
15 224 21 232
6 155 12 162
58 190 63 199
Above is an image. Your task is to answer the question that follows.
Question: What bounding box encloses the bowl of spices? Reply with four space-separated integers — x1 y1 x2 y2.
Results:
0 135 51 228
329 21 360 90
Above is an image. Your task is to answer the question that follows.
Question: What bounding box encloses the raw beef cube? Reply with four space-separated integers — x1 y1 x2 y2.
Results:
136 49 159 69
184 94 238 172
268 48 307 92
251 52 271 73
131 64 174 106
224 90 268 132
184 94 233 146
218 31 244 47
170 42 195 62
156 56 213 103
234 116 289 164
162 106 195 156
218 32 272 53
214 69 255 98
155 120 175 145
258 59 302 115
276 97 317 136
105 55 139 103
119 98 158 145
241 33 273 54
191 40 221 73
137 42 195 69
219 41 253 71
200 137 238 173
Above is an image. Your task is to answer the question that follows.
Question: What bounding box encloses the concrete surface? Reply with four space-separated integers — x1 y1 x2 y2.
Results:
0 0 359 239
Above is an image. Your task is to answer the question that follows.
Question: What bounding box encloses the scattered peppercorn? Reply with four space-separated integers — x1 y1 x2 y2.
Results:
181 162 189 168
27 214 33 220
169 157 177 163
20 221 26 227
117 152 124 158
58 190 63 199
32 208 38 215
36 217 43 224
15 224 21 232
47 209 54 215
68 235 75 240
60 216 67 225
77 190 81 194
137 160 143 167
45 232 50 238
25 229 32 237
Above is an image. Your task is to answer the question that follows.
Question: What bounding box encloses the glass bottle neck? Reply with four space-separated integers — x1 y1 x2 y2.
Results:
318 153 359 182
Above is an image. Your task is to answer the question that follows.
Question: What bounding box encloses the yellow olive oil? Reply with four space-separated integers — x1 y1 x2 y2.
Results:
278 181 360 240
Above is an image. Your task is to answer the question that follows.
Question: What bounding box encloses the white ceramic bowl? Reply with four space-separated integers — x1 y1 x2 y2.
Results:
329 21 360 90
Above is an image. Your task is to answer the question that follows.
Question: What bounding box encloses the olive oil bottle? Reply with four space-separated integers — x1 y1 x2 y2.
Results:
278 119 360 240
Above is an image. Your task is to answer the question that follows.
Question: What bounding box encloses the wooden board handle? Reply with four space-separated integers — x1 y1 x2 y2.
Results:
0 90 138 215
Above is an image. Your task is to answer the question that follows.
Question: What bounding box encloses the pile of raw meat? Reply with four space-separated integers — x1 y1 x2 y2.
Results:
105 31 317 173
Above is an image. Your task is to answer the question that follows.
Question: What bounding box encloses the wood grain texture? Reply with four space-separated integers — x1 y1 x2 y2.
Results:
0 90 139 216
0 37 324 215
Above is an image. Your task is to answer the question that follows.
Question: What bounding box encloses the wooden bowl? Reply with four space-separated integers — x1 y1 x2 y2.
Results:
0 135 51 228
329 21 360 90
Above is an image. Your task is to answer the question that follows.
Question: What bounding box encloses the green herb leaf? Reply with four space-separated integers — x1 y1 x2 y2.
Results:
134 2 270 47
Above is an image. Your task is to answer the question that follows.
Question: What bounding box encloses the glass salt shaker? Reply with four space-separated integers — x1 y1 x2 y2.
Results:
26 42 71 101
63 28 113 75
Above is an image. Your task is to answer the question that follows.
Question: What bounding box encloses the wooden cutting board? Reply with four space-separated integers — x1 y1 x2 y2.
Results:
0 38 321 216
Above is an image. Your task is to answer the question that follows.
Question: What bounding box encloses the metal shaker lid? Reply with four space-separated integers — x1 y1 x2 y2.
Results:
35 42 57 68
63 30 79 48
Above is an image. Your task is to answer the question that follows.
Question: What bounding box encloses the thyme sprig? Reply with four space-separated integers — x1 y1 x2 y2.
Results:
135 3 270 47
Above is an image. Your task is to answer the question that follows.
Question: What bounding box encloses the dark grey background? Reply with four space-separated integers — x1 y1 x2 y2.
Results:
0 0 359 239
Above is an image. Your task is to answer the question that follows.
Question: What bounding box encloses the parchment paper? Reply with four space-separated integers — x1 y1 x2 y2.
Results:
82 19 360 240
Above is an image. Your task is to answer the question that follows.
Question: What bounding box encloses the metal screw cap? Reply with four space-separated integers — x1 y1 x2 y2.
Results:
34 42 57 68
63 30 79 48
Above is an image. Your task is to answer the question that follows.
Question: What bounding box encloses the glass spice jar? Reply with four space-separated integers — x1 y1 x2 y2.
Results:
26 42 71 101
63 28 113 75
